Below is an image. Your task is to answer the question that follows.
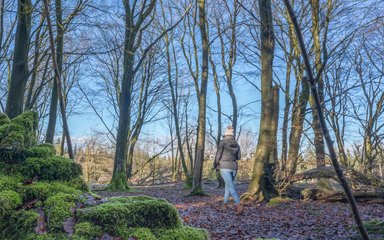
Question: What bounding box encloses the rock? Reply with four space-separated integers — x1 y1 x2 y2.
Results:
63 217 76 235
34 210 47 234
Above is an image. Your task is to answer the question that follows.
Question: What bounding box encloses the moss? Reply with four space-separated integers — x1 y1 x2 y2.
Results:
45 192 78 232
0 173 22 191
189 188 208 196
73 222 102 240
26 143 56 159
363 219 384 235
155 226 209 240
109 171 128 191
21 181 80 202
0 111 38 163
117 227 157 240
1 209 39 239
67 176 89 192
25 233 68 240
77 196 181 234
0 190 22 216
268 196 293 206
0 113 10 125
21 156 82 181
11 110 38 146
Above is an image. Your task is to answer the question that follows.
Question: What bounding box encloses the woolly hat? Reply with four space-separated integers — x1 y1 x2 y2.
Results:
224 126 234 136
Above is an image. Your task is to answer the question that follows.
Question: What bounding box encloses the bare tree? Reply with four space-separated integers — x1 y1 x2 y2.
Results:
191 0 209 195
241 0 279 202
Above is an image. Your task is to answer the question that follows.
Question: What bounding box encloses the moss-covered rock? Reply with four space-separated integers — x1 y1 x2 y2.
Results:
26 143 56 159
2 209 39 239
21 156 82 181
154 226 209 240
25 233 68 240
0 111 38 163
77 196 181 234
45 192 78 232
67 177 89 192
0 190 22 216
268 196 293 206
117 227 157 240
72 222 102 240
0 113 10 125
0 173 22 191
21 181 81 202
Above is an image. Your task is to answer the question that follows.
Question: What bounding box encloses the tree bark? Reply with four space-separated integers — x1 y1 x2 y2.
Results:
44 0 74 159
161 2 192 186
45 0 63 143
310 0 325 168
25 11 45 110
283 1 369 239
5 0 32 119
191 0 209 195
110 0 156 191
242 0 278 202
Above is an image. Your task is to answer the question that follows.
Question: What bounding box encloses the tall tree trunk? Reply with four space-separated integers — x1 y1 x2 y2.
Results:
192 0 209 195
280 56 291 174
208 24 224 188
161 4 192 185
287 77 309 177
44 0 74 159
5 0 32 118
45 0 63 143
283 1 369 239
25 12 45 110
242 0 278 202
310 0 325 168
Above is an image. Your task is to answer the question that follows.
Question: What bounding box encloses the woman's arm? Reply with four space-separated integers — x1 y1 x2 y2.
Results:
213 141 224 168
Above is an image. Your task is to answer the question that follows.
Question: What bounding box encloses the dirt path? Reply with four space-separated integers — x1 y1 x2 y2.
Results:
97 182 384 240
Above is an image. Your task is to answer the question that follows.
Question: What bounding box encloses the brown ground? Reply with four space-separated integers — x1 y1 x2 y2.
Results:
97 182 384 240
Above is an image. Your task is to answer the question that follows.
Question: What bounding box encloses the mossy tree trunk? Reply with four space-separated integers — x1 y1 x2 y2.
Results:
241 0 278 202
5 0 32 119
191 0 209 195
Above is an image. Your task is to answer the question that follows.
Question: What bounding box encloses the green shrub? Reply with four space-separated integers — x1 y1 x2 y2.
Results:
26 144 56 158
0 190 22 216
117 227 156 240
155 226 209 240
73 222 102 240
22 156 82 181
21 181 80 202
77 196 181 234
45 192 78 232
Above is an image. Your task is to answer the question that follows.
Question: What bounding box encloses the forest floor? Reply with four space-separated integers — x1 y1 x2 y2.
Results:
97 182 384 240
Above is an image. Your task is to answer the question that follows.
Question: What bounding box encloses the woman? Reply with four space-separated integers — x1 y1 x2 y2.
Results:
213 126 241 205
